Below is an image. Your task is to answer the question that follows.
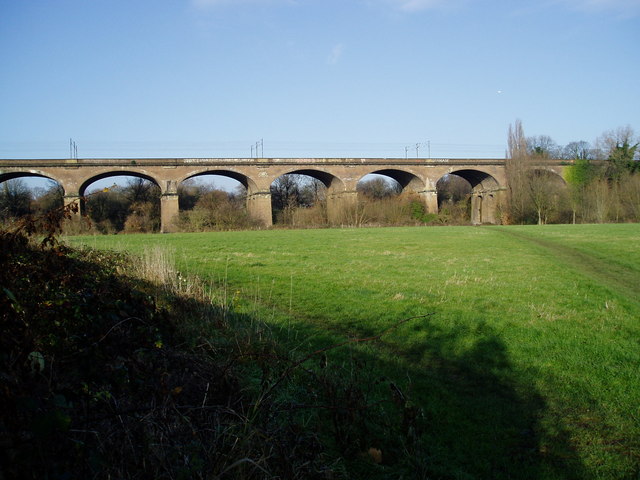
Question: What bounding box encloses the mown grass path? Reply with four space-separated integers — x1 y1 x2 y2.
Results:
69 224 640 479
496 226 640 307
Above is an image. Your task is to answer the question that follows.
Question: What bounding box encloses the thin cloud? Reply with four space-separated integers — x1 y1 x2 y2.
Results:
561 0 640 16
327 44 344 65
191 0 235 8
191 0 296 9
386 0 448 12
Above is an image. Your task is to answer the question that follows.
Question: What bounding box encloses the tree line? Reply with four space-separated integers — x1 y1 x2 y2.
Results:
0 178 163 234
269 174 470 227
0 175 461 232
505 121 639 224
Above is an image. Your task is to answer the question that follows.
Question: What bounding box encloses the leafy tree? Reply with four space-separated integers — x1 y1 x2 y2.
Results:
124 179 160 232
86 188 129 233
124 201 160 232
85 178 160 233
178 180 204 211
606 140 639 179
596 126 639 180
564 159 596 224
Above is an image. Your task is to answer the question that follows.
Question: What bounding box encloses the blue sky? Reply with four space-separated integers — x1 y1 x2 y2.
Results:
1 0 639 160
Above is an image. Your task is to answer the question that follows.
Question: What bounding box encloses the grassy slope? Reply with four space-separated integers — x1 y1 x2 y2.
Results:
69 224 640 479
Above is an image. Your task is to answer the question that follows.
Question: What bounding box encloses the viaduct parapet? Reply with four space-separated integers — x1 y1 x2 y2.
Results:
0 157 569 232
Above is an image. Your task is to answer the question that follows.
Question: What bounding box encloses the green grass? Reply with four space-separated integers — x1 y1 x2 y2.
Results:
68 224 640 479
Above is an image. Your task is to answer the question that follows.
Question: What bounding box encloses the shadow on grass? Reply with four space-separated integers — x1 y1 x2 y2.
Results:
0 230 588 478
278 312 588 480
1 240 355 479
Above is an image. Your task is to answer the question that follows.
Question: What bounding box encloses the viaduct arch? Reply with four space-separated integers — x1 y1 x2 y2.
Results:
0 157 569 232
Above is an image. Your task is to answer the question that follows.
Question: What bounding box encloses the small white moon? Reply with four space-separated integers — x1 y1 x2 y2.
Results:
497 90 503 94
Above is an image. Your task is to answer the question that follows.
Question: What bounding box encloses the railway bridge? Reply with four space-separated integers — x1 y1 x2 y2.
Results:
0 157 568 232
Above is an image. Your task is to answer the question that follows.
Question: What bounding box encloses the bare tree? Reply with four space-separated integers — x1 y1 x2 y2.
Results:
562 141 592 161
588 178 613 223
595 125 639 180
527 135 559 158
595 125 637 158
340 199 369 227
527 170 568 224
619 174 640 221
32 182 64 215
271 175 301 212
298 177 326 206
270 174 304 224
124 177 160 204
0 179 32 220
357 177 401 200
437 174 471 207
505 119 532 223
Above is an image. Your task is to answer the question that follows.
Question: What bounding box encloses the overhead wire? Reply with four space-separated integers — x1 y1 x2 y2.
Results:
0 140 507 159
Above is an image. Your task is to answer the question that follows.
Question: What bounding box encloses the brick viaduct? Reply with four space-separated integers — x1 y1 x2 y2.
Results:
0 157 568 232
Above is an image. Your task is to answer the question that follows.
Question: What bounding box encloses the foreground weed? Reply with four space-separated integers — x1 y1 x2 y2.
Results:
2 211 436 478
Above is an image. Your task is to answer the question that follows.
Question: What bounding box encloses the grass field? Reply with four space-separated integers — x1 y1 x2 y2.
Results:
68 224 640 479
